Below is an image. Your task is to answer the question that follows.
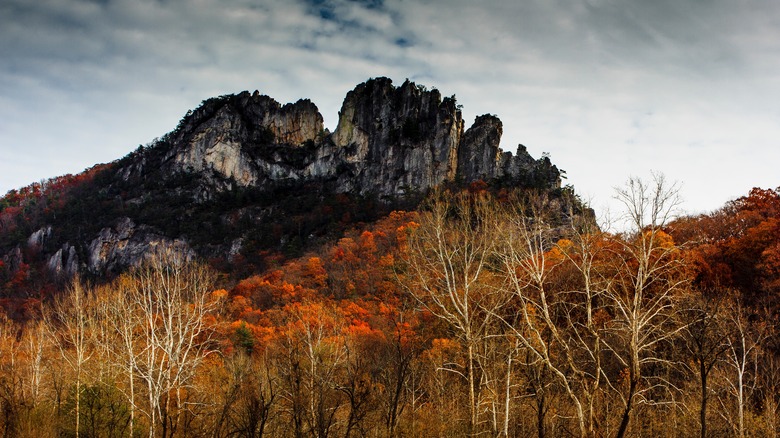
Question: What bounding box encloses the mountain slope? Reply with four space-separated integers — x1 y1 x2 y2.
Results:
0 77 570 297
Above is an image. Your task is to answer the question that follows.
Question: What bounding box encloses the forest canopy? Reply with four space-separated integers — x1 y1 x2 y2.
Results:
1 180 780 437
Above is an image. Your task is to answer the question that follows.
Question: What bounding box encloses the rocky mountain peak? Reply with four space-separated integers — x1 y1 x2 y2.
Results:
0 77 570 286
330 77 463 196
157 76 559 198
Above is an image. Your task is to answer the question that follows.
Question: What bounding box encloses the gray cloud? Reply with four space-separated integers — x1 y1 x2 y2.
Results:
1 0 779 222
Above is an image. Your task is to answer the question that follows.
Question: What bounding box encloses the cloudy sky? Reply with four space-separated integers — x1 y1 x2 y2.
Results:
1 0 779 222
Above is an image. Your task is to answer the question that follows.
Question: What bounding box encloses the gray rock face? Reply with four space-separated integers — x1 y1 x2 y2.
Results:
241 94 323 146
92 78 560 275
459 115 503 183
28 226 53 249
174 105 262 187
48 244 78 278
501 145 562 188
330 78 463 196
168 92 325 193
2 247 23 274
87 218 193 275
164 77 559 199
1 78 564 282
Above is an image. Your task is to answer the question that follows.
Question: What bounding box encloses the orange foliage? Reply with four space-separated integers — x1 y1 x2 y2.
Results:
303 257 329 290
671 186 780 303
424 338 462 365
211 289 228 300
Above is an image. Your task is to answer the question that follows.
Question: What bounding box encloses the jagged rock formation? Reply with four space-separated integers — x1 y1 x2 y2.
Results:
0 77 568 283
329 79 463 196
459 115 503 182
47 244 78 278
169 94 326 193
27 226 52 249
86 218 192 275
143 77 559 199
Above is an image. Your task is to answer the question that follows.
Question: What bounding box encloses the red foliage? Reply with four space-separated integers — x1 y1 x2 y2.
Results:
671 187 780 304
215 208 439 363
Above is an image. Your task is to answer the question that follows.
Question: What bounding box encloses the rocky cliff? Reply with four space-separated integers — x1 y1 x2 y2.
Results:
129 77 559 199
0 77 567 286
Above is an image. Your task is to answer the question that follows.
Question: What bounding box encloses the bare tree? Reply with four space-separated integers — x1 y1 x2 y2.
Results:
680 290 729 438
716 300 767 438
273 300 347 438
0 312 22 436
495 190 604 438
213 351 276 438
375 301 418 438
605 174 688 438
21 320 47 411
95 278 143 437
401 190 504 436
475 328 523 438
760 312 780 438
124 249 222 438
46 278 96 438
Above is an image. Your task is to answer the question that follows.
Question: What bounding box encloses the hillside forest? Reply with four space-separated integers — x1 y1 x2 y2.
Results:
1 175 780 438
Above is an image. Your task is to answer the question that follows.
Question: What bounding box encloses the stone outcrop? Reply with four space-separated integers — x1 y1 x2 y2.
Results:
162 77 559 199
174 105 262 187
459 115 503 183
329 78 463 196
171 94 326 190
47 244 78 278
87 218 193 275
27 226 52 249
244 95 323 146
0 77 567 282
1 247 23 274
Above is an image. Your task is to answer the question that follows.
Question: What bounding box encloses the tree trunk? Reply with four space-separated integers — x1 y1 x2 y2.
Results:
537 388 546 438
75 369 80 438
615 377 637 438
503 354 512 437
738 368 745 438
700 361 707 438
468 341 477 436
128 367 134 438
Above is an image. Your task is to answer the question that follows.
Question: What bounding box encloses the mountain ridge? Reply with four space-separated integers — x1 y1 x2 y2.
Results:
126 77 561 199
0 77 574 299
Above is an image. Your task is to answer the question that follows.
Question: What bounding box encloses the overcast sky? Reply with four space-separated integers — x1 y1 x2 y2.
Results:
1 0 779 222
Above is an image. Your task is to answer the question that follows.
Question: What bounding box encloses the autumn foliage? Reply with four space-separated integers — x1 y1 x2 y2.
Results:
1 184 780 437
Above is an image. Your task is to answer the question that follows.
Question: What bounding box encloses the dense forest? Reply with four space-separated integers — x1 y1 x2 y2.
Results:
1 174 780 437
